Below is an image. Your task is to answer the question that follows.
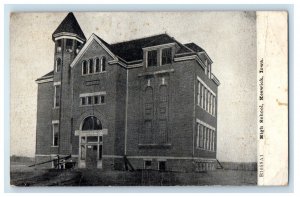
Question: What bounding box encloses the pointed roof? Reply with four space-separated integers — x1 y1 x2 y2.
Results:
52 12 86 41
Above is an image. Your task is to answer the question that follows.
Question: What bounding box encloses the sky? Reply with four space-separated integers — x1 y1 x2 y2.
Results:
10 12 257 162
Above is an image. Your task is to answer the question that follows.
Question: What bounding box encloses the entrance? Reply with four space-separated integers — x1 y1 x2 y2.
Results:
77 116 105 169
86 145 98 168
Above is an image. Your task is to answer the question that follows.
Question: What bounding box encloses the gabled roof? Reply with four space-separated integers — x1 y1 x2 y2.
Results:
52 12 86 41
184 43 205 53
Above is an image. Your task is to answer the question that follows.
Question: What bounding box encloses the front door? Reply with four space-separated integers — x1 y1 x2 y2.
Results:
86 145 98 168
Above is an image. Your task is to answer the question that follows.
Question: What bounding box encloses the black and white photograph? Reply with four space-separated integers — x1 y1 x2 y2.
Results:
9 11 287 186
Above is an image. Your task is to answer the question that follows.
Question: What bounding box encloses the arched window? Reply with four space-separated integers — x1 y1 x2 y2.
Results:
56 58 61 72
101 57 106 72
81 116 102 130
144 86 154 118
82 60 87 75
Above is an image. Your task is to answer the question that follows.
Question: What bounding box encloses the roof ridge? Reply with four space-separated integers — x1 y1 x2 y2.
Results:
110 33 167 46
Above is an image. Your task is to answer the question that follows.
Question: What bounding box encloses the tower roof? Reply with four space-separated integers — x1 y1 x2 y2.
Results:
52 12 86 41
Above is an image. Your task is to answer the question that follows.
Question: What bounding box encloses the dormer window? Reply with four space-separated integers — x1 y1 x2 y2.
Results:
147 50 158 67
162 48 172 65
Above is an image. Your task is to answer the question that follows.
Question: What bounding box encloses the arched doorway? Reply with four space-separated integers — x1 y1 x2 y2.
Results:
79 116 103 169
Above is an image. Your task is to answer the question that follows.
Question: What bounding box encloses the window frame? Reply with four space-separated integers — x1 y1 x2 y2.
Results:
52 123 59 147
147 50 158 67
161 47 172 65
54 84 61 108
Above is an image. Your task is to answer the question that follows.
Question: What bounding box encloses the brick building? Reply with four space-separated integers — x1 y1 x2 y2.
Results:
35 12 220 172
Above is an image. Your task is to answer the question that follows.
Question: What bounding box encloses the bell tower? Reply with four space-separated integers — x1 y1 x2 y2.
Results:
51 12 86 156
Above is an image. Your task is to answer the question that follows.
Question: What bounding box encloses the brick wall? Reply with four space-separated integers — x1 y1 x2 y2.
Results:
36 82 54 155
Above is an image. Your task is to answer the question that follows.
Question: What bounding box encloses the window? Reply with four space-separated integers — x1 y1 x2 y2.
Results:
204 88 207 110
159 85 168 102
159 120 167 144
101 57 106 71
208 93 211 114
94 95 99 104
162 48 172 65
56 40 62 53
212 131 215 151
66 39 73 51
87 96 92 105
88 59 93 74
213 97 216 116
158 161 166 171
54 85 60 108
200 125 204 148
144 160 152 169
81 97 86 106
144 87 154 118
206 129 210 150
81 116 102 130
56 58 61 72
82 61 88 75
100 95 105 104
80 93 105 106
87 136 98 142
147 50 157 67
196 123 200 147
197 82 201 105
201 85 204 107
203 127 207 150
95 58 100 73
52 123 59 146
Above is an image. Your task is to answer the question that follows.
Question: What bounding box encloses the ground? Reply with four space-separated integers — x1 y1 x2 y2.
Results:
10 161 257 186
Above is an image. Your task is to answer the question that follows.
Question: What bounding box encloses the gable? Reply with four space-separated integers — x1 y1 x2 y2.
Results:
70 34 117 68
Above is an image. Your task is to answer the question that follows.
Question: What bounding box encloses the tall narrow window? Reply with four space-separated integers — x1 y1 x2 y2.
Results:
162 48 172 65
212 131 215 151
201 85 204 108
208 93 211 113
159 120 167 144
56 58 61 72
197 82 201 105
207 128 210 150
66 39 73 51
52 123 59 146
56 40 62 53
101 57 106 71
147 50 157 67
82 61 87 75
88 59 93 74
204 88 207 110
213 97 216 116
196 123 200 147
144 120 152 144
200 125 204 148
203 127 207 150
95 58 100 73
144 86 154 118
54 85 60 108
